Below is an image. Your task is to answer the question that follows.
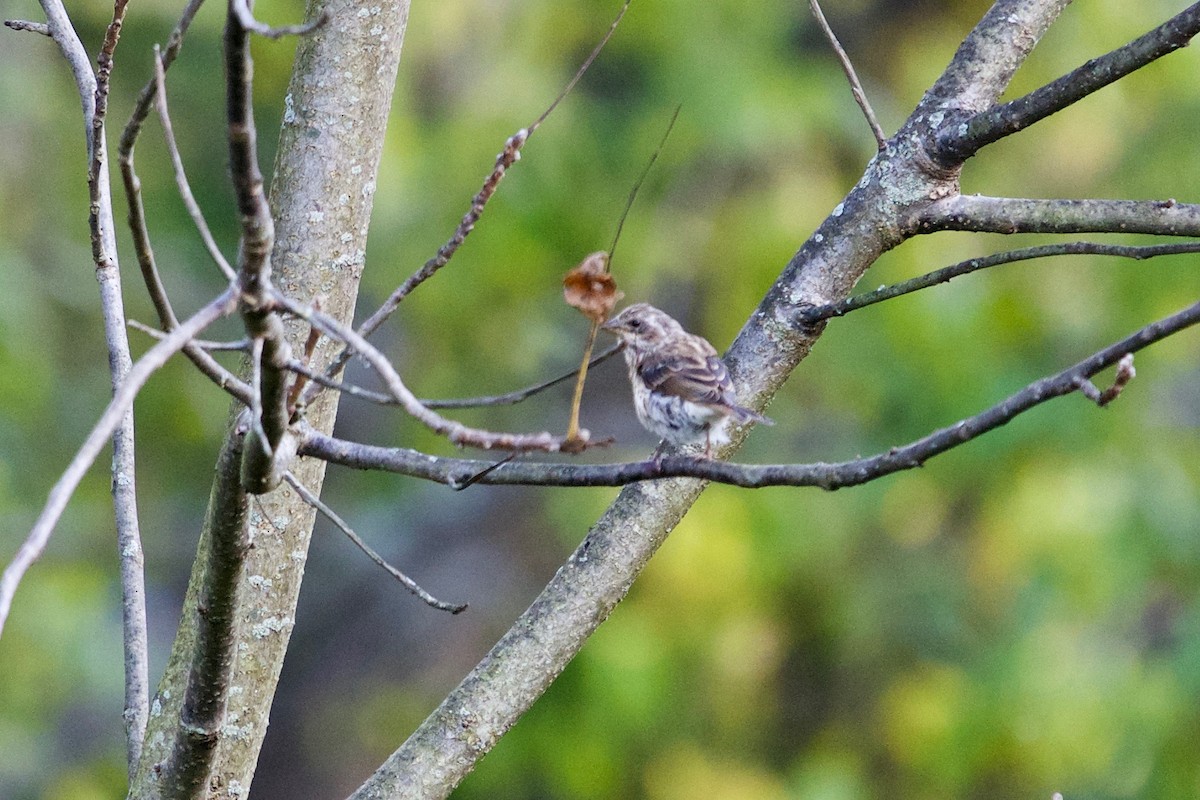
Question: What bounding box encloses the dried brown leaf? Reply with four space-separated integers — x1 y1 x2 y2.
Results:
563 251 622 323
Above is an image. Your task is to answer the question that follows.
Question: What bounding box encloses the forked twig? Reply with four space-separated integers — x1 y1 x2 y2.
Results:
283 473 467 613
275 292 598 453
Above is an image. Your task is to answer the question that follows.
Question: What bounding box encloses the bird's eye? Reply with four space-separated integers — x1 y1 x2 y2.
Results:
629 319 641 329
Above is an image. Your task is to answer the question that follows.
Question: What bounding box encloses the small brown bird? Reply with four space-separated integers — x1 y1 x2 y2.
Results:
601 303 772 458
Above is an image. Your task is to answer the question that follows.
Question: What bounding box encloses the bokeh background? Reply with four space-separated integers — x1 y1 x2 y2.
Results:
2 0 1200 797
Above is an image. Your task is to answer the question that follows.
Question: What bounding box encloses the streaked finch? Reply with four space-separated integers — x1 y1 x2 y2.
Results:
601 303 772 458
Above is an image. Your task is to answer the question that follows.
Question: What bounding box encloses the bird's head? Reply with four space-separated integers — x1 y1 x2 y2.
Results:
601 303 682 349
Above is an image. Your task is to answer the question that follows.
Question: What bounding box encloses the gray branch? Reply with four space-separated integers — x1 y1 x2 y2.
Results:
302 296 1200 492
914 195 1200 236
936 3 1200 161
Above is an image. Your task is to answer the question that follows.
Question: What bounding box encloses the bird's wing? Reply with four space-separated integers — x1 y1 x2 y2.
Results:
638 349 737 408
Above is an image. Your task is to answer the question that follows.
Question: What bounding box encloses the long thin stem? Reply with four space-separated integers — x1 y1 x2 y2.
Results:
804 240 1200 321
808 0 886 149
283 473 467 613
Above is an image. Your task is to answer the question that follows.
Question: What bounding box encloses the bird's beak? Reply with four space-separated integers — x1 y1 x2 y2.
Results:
600 318 621 334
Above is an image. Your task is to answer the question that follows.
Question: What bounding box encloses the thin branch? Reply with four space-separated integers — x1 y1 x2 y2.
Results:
285 358 391 405
531 0 631 130
287 344 623 409
306 2 632 403
153 48 236 280
119 0 206 158
302 297 1200 489
936 3 1200 162
0 287 237 639
803 240 1200 321
808 0 887 149
914 195 1200 237
118 47 251 405
227 1 296 494
609 104 680 266
282 473 467 613
275 292 600 453
41 0 149 771
4 19 50 35
424 344 624 409
129 320 250 351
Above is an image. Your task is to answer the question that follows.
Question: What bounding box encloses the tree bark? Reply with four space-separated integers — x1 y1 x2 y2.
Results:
128 0 411 794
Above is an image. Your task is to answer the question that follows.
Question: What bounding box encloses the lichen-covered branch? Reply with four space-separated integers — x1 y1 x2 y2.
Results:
915 195 1200 236
155 422 250 798
935 2 1200 161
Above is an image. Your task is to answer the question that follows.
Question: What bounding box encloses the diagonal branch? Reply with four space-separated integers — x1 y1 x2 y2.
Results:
303 295 1200 491
808 0 886 149
283 473 467 613
803 240 1200 321
275 292 601 452
157 419 251 798
936 2 1200 161
0 287 237 639
914 195 1200 237
921 0 1071 116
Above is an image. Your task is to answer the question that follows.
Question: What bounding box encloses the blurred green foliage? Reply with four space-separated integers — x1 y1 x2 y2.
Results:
2 0 1200 797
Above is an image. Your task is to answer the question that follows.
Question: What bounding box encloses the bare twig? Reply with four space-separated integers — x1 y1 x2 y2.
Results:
153 48 236 280
531 0 631 130
303 297 1200 489
803 240 1200 321
808 0 887 149
283 473 467 613
229 0 327 39
424 344 624 409
129 320 250 351
276 293 600 452
4 19 50 35
609 104 680 267
120 0 206 154
915 195 1200 237
936 3 1200 162
38 0 150 771
0 288 237 639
